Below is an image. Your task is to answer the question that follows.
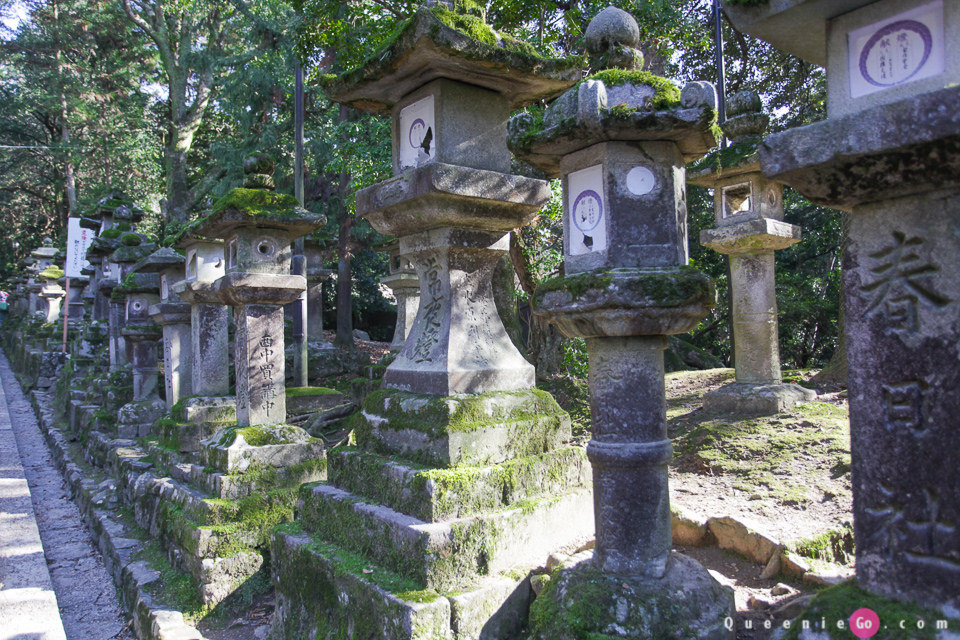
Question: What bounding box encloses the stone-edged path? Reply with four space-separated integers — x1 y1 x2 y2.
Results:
0 351 132 640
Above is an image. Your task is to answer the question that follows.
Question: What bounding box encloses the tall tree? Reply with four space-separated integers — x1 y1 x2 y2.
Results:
120 0 278 223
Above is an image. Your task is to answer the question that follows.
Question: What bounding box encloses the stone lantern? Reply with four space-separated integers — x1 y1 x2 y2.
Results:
135 247 192 410
37 263 65 324
170 230 229 400
114 269 164 438
28 240 58 318
270 6 595 640
197 153 326 427
724 0 960 615
109 234 155 369
688 90 815 414
510 7 732 638
379 241 420 353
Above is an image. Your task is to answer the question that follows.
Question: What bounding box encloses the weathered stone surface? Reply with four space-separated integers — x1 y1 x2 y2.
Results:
357 388 571 467
708 516 782 565
382 229 535 395
323 7 579 115
448 576 531 640
284 388 344 414
357 162 550 237
271 530 453 640
703 382 816 415
844 192 960 614
199 424 324 474
327 446 590 523
298 482 593 591
533 267 716 338
700 218 801 253
233 304 286 426
759 87 960 210
671 504 710 547
528 552 734 640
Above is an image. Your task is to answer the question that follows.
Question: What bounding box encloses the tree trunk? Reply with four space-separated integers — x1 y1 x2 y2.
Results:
334 209 354 349
509 232 565 378
812 213 849 388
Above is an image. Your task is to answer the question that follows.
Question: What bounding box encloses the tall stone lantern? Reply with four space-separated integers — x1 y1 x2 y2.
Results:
114 269 164 438
688 90 816 414
198 154 326 427
510 7 732 638
724 0 960 616
269 6 596 640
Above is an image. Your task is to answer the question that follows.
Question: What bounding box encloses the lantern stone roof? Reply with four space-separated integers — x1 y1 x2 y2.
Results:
322 4 583 116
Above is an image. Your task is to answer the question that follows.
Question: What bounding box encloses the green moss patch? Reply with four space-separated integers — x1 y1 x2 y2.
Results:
783 581 959 640
583 69 681 110
38 265 65 280
670 399 850 507
285 386 340 397
211 188 300 218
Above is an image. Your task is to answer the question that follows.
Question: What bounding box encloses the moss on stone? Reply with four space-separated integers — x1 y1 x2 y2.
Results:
211 187 300 218
690 135 761 174
782 580 959 640
285 386 340 397
120 232 142 246
787 524 855 565
584 69 681 110
38 265 65 280
100 228 122 239
535 270 613 301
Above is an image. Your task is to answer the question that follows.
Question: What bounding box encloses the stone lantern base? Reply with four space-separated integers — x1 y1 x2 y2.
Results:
529 552 733 640
270 388 595 640
703 382 816 415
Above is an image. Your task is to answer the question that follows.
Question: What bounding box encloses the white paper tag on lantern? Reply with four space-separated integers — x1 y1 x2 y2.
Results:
398 95 435 170
568 164 607 256
848 0 945 99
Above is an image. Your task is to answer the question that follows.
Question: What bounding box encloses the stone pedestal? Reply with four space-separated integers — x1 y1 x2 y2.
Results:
513 7 732 638
690 96 816 413
59 275 88 323
724 0 960 615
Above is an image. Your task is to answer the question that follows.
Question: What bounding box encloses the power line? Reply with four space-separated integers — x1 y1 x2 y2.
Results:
0 144 153 150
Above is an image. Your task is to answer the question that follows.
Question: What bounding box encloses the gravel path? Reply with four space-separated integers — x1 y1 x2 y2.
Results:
0 351 133 640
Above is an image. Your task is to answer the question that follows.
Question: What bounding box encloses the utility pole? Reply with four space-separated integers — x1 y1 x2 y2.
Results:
291 63 309 386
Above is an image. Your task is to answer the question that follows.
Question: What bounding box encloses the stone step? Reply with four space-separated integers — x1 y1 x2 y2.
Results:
156 417 232 453
272 528 535 640
284 387 346 414
297 482 594 591
327 446 591 522
199 424 325 474
358 388 572 467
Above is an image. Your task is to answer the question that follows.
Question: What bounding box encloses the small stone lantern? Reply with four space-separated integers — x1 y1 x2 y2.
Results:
136 247 192 410
379 241 420 353
198 154 326 427
511 7 732 638
689 90 815 414
303 239 333 345
171 231 229 399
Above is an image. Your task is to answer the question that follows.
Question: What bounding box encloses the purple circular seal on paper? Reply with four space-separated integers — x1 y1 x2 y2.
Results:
859 19 933 88
408 118 426 147
572 190 603 233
